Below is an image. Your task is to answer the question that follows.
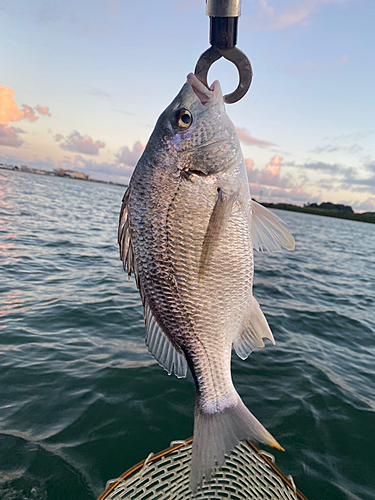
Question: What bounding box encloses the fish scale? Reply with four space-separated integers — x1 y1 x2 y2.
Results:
166 175 252 402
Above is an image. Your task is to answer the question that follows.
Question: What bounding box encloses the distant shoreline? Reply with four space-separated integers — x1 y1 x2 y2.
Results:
2 164 374 224
0 164 127 188
259 201 375 224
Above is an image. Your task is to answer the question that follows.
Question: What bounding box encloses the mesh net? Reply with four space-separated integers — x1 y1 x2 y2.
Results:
99 439 307 500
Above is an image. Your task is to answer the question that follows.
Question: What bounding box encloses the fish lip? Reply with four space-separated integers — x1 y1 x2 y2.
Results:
186 73 221 105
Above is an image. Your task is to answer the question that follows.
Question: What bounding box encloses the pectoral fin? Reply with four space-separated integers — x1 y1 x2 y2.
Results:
251 199 295 252
233 297 275 360
198 188 236 281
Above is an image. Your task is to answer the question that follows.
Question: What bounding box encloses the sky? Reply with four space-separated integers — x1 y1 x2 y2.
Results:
0 0 374 211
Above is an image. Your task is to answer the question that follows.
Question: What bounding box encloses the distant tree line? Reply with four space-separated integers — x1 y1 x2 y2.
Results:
258 201 375 224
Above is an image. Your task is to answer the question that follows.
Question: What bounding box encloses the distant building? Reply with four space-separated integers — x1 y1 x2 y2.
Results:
54 168 90 181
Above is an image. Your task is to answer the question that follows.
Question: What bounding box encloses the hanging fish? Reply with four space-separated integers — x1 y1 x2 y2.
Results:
118 73 295 490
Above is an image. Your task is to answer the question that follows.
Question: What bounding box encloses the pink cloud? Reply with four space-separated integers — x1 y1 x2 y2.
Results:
266 155 282 176
245 158 254 170
248 155 292 188
0 85 51 125
21 104 38 122
236 127 275 149
35 104 51 117
0 86 25 124
0 124 25 148
58 131 106 155
245 155 316 205
116 141 145 166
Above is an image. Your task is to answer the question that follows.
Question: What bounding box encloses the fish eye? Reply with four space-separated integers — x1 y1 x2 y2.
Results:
175 108 193 130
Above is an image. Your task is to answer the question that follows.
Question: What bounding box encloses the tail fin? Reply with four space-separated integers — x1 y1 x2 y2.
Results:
190 392 283 491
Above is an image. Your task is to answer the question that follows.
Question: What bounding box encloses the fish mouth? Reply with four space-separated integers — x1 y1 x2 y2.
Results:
186 73 221 105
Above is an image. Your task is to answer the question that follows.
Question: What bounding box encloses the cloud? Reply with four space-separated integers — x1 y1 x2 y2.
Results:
0 124 25 148
312 143 362 155
290 160 375 194
0 86 51 125
35 104 51 116
21 104 38 122
341 174 375 190
266 155 282 176
365 164 375 175
285 55 350 74
76 156 133 178
246 0 349 31
0 86 25 124
57 131 106 155
244 155 316 205
245 158 254 171
302 161 342 174
115 141 145 166
352 197 375 213
53 133 64 142
248 155 293 188
236 128 275 149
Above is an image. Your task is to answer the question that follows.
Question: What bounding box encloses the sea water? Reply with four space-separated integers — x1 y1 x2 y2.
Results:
1 168 374 500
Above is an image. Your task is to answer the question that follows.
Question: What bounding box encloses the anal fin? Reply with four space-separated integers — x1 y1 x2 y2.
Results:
233 297 275 360
144 303 187 379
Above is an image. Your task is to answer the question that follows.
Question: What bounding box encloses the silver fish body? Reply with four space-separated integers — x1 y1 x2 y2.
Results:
118 74 294 489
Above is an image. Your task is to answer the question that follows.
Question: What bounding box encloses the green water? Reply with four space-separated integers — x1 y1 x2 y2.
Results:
1 169 374 500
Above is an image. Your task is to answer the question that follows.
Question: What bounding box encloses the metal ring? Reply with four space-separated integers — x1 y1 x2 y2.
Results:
194 45 253 104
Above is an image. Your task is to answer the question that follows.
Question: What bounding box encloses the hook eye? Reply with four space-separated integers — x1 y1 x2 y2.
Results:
194 46 253 104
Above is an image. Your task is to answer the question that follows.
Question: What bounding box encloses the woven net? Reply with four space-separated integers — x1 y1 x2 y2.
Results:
99 439 307 500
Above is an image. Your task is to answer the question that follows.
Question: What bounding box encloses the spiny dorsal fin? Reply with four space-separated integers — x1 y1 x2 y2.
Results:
233 297 275 360
199 188 236 281
251 199 295 253
118 187 134 277
118 187 145 304
144 302 188 378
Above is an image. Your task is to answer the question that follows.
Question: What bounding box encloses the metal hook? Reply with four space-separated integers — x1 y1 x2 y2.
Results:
194 0 252 104
194 45 253 104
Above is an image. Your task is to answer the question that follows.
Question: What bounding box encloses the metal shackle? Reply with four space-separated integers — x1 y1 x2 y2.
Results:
195 0 252 104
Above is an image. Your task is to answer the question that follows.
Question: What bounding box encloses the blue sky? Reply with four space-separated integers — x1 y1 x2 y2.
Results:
1 0 374 211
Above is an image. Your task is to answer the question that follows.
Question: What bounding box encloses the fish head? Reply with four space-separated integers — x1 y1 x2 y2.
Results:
149 73 241 177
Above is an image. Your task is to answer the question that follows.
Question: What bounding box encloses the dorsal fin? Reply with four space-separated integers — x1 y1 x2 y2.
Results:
144 303 188 378
233 297 275 360
251 199 295 253
118 188 136 277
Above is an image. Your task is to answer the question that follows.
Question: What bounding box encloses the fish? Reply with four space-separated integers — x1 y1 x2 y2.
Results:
118 73 295 490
